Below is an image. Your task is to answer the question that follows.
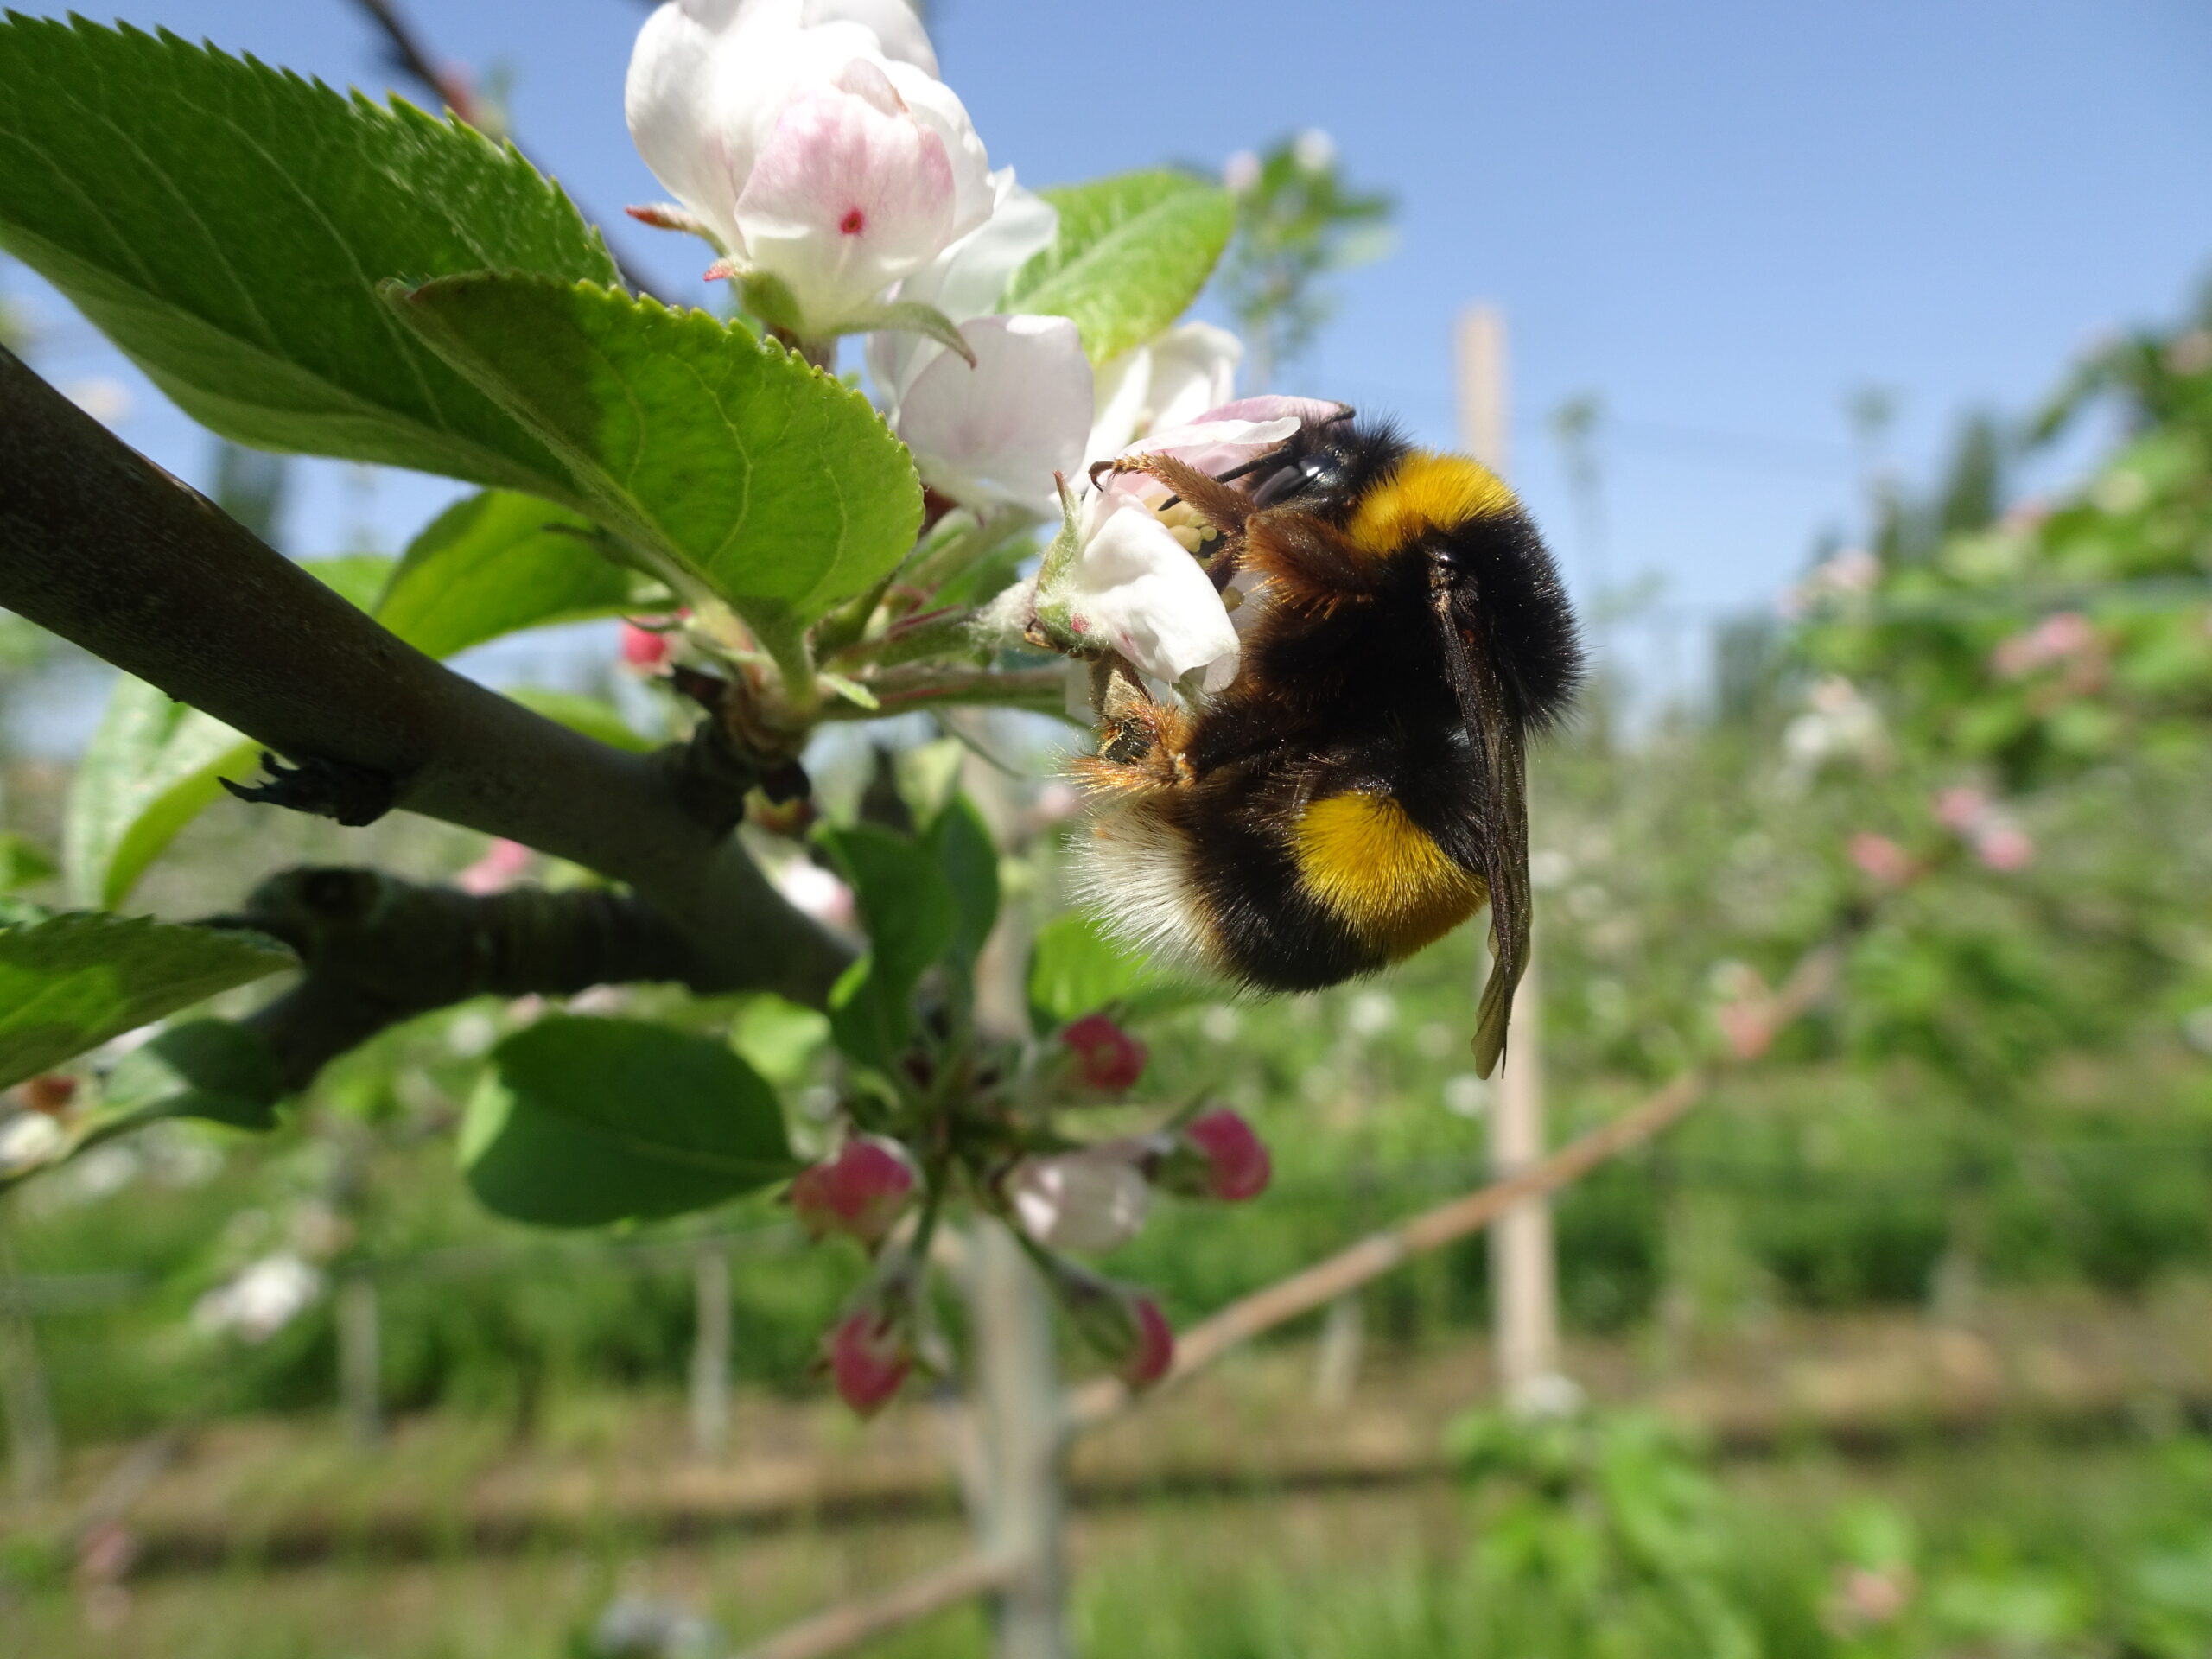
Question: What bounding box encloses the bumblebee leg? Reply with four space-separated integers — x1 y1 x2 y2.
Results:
1241 513 1386 613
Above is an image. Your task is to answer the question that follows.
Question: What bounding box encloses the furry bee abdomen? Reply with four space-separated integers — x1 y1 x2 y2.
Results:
1071 782 1487 993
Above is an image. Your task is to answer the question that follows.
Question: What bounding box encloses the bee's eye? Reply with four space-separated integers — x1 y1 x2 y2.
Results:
1252 451 1344 508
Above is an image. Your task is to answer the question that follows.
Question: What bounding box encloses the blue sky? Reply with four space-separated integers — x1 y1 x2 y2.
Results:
7 0 2209 698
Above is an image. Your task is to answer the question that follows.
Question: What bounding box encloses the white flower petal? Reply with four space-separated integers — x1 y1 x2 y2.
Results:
886 65 994 238
1010 1150 1151 1254
1065 493 1239 688
626 2 745 251
868 167 1057 412
791 0 938 74
735 64 957 321
897 314 1092 511
1085 321 1243 465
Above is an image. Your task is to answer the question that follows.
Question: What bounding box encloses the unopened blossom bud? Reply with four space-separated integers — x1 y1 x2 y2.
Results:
1060 1014 1147 1092
1848 832 1916 889
1009 1147 1150 1254
1933 787 1988 835
1181 1109 1271 1201
620 620 674 671
824 1307 912 1415
1046 1262 1175 1389
791 1136 917 1245
1121 1294 1175 1387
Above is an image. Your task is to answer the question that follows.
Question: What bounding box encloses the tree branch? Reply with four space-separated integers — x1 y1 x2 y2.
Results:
223 868 709 1089
0 346 852 1014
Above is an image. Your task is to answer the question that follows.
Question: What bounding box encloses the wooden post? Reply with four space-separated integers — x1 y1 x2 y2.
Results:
0 1224 58 1497
690 1240 733 1459
963 1220 1070 1659
1455 304 1571 1415
1311 1292 1365 1408
337 1273 383 1448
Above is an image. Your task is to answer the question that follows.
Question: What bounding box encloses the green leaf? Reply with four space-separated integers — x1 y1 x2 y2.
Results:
925 796 1000 973
64 677 254 910
729 995 831 1087
1027 910 1203 1031
0 17 614 492
377 491 661 659
816 828 957 1068
303 554 398 613
460 1015 794 1227
0 912 293 1090
0 834 57 893
1007 170 1236 362
62 556 397 908
390 275 923 630
503 689 656 753
101 1019 284 1132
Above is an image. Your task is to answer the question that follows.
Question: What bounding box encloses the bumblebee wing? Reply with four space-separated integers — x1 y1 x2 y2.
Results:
1429 565 1531 1079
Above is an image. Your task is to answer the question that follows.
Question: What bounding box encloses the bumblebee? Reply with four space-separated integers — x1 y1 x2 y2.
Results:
1069 411 1582 1077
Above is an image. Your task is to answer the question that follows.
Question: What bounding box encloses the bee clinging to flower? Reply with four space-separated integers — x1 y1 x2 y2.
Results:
1009 398 1583 1077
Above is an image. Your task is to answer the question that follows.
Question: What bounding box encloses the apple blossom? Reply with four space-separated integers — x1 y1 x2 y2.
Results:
1974 823 2036 872
0 1109 64 1176
191 1253 326 1344
893 315 1093 510
1008 1146 1151 1254
791 1135 917 1245
824 1307 912 1414
1059 1012 1147 1091
626 0 991 336
864 169 1092 512
1085 321 1243 464
996 399 1353 696
772 855 856 929
1933 785 1991 833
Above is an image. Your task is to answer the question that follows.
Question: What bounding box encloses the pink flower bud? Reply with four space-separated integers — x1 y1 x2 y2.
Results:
1933 786 1990 833
1716 1000 1773 1061
1181 1109 1271 1201
1060 1014 1147 1092
1848 832 1916 888
791 1136 917 1246
1120 1294 1175 1389
1974 823 2035 872
621 620 673 671
824 1309 911 1416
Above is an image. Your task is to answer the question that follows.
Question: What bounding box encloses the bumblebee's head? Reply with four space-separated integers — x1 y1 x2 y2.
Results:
1242 413 1585 734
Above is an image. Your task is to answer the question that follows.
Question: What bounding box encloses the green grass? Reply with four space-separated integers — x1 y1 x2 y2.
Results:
6 1430 2209 1658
